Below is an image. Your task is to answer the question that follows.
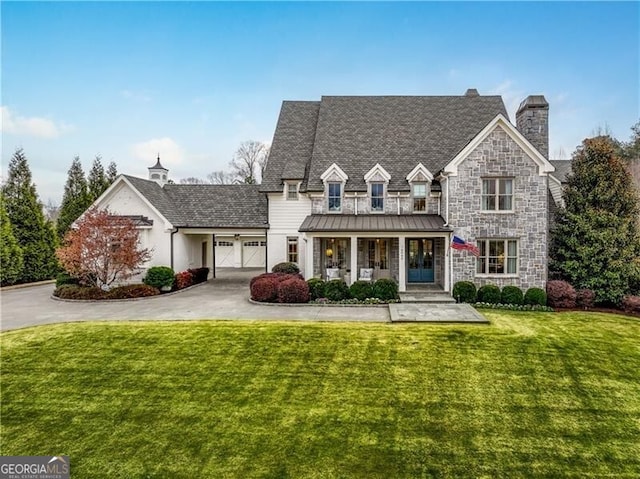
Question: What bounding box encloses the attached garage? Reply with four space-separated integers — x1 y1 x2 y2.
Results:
215 239 235 267
242 239 267 267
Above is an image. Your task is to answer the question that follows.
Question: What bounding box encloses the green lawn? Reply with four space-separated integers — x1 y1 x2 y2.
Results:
1 312 639 478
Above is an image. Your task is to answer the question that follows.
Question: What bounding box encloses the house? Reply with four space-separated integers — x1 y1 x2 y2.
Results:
89 89 566 293
261 89 560 293
90 157 268 277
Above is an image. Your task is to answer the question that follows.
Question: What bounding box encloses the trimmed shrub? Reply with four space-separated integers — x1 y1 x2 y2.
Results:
144 266 175 289
621 295 640 314
452 281 477 303
307 278 326 300
272 262 300 274
576 289 596 309
250 276 279 302
277 277 310 303
477 284 501 304
373 278 398 301
349 280 374 301
56 272 80 288
546 280 577 308
107 284 160 299
501 285 524 305
324 279 350 301
175 271 195 290
188 267 210 283
54 285 106 300
524 287 547 306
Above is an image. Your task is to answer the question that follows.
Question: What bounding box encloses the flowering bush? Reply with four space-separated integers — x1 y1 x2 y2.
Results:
546 280 577 308
474 302 554 312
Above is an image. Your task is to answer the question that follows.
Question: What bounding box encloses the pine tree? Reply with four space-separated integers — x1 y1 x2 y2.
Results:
88 155 109 201
550 136 640 304
1 148 58 282
57 156 90 240
0 195 24 285
106 161 118 184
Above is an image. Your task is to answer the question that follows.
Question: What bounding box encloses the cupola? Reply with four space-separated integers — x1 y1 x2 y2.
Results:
148 154 169 186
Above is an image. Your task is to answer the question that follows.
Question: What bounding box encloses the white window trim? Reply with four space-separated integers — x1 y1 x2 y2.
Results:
411 182 429 214
475 238 519 276
369 182 385 213
481 177 514 213
287 236 299 264
285 182 299 200
327 181 343 213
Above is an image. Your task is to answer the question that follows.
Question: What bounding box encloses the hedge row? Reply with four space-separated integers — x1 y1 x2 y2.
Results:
54 284 160 300
452 281 547 306
250 275 399 304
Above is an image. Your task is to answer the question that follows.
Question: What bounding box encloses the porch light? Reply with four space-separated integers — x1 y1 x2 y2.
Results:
326 248 333 257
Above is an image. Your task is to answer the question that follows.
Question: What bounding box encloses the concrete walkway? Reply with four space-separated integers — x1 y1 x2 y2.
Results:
0 269 389 331
389 303 489 323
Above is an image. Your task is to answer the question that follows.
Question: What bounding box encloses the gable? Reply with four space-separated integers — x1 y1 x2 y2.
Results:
444 114 555 176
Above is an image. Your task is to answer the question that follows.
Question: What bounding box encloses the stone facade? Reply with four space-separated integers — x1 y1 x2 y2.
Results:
448 125 549 290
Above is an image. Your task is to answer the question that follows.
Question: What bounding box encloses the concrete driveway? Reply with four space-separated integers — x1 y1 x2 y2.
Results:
0 269 390 331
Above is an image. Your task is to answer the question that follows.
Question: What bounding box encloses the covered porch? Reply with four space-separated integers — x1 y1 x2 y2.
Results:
299 215 453 293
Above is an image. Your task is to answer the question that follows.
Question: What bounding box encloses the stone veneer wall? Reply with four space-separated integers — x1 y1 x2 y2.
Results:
448 126 549 290
434 238 444 287
311 192 439 215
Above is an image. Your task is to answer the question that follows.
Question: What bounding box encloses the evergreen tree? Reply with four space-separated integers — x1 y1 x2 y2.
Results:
106 161 118 184
550 136 640 304
0 195 24 285
1 148 58 282
88 155 109 201
57 156 90 240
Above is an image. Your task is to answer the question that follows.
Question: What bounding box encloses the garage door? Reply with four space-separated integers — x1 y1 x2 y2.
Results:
243 240 266 267
215 240 234 267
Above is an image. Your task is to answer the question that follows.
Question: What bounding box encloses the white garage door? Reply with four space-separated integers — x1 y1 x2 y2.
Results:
243 240 266 267
215 240 234 267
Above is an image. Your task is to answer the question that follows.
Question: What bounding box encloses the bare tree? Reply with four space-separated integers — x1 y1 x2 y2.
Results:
179 177 208 184
43 199 61 223
207 170 234 185
229 140 268 184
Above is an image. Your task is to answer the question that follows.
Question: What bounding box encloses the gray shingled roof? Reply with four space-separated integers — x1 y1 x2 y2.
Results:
260 101 320 192
299 214 451 232
550 160 572 183
122 175 268 228
263 95 508 193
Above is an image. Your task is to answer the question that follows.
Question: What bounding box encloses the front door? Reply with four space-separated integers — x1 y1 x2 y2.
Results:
408 239 434 283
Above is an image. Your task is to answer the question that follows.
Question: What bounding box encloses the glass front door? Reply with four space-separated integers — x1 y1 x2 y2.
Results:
365 239 389 279
407 239 434 283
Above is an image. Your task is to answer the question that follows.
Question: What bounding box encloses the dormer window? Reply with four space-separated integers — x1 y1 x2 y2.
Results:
286 182 298 200
371 183 384 212
328 182 342 212
412 183 427 212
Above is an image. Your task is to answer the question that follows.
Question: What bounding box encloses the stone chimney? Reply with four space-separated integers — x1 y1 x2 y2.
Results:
465 88 480 97
148 154 169 186
516 95 549 158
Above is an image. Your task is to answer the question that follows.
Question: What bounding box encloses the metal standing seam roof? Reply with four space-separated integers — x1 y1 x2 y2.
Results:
298 214 452 233
262 95 508 193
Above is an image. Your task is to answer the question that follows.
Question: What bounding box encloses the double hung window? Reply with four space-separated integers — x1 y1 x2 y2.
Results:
482 178 513 211
476 239 518 275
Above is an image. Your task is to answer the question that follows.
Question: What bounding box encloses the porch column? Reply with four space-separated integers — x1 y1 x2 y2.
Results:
304 234 314 280
350 236 358 285
444 235 451 292
398 236 406 292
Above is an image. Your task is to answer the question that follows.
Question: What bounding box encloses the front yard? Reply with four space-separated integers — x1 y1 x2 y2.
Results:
1 312 639 478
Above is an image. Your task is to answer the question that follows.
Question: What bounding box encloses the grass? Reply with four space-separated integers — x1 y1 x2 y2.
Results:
1 312 639 478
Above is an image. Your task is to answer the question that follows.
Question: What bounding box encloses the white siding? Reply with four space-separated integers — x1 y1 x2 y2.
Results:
267 192 311 274
98 182 172 275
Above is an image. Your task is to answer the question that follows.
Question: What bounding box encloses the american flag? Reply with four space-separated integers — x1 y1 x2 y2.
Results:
451 235 480 256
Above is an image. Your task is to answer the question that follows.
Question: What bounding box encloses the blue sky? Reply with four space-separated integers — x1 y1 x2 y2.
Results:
2 1 638 204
